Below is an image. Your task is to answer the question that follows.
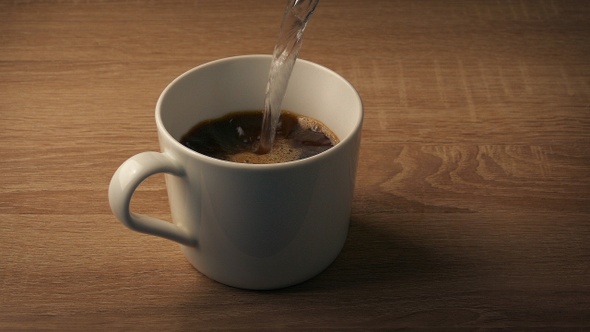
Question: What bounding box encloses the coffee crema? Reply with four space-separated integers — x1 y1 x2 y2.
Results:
180 111 339 164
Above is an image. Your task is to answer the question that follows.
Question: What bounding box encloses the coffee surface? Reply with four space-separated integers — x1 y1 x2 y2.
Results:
180 111 338 164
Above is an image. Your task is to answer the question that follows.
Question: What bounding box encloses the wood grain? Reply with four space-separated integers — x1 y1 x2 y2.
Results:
1 0 589 329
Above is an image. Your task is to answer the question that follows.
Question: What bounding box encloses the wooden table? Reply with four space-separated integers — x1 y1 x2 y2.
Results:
2 0 589 329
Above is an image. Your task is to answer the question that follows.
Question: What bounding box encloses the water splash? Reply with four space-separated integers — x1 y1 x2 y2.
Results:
257 0 320 154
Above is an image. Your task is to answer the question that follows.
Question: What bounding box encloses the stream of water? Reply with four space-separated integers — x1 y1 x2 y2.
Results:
257 0 320 154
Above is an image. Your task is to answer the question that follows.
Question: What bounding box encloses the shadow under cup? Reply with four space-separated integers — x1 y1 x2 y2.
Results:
156 55 363 290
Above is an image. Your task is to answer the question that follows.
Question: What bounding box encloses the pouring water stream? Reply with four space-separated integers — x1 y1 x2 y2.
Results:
257 0 320 154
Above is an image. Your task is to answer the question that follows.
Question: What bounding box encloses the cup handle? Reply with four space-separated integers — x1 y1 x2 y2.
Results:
108 151 197 247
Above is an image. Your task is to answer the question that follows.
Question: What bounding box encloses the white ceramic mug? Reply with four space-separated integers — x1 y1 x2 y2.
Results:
109 55 363 290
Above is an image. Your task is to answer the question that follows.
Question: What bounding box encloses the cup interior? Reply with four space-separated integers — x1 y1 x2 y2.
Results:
157 55 362 149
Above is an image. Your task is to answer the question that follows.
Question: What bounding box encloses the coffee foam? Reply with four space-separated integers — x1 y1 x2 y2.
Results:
227 116 339 164
227 137 300 164
297 115 339 145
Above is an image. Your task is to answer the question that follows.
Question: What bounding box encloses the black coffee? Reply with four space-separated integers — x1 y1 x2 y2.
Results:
180 111 339 164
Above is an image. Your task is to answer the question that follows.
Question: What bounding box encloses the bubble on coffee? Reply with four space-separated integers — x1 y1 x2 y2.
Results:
180 111 338 164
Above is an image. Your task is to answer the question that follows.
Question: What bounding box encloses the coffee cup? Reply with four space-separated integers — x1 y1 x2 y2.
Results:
108 55 363 290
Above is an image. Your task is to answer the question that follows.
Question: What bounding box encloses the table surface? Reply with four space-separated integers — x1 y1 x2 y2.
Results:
2 0 589 329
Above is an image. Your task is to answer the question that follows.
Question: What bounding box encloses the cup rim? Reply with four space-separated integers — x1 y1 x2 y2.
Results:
155 54 363 170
